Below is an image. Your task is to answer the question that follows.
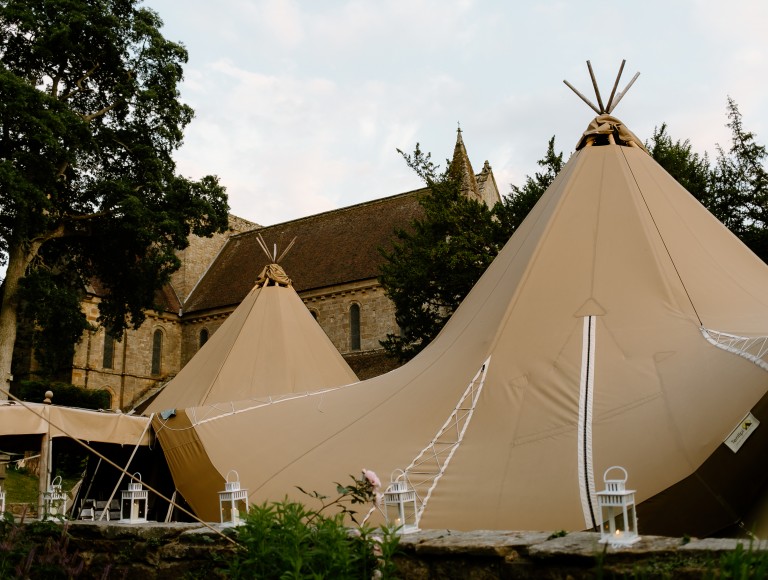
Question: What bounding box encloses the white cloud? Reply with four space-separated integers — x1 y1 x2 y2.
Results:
150 0 768 226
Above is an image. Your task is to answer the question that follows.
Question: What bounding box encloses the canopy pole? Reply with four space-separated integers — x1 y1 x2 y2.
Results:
38 400 53 519
38 429 51 518
98 414 155 521
75 457 102 519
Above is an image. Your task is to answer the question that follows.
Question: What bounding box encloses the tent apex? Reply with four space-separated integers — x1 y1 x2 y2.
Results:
564 59 640 116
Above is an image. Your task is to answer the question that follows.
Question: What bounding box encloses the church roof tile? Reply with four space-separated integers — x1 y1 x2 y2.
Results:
183 188 427 314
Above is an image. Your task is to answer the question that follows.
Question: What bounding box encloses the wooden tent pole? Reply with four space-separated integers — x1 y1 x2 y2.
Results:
605 60 626 114
563 80 601 115
586 60 605 113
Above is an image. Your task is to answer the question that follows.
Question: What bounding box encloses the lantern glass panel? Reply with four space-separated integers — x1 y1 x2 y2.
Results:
384 473 419 534
218 471 249 526
597 466 640 545
122 497 147 521
120 474 148 523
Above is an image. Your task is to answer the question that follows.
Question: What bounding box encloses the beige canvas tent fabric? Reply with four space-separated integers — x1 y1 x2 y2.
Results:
154 117 768 535
145 265 358 414
0 402 151 445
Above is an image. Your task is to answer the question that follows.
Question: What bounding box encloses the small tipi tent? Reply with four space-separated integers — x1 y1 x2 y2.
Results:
154 72 768 536
146 260 358 414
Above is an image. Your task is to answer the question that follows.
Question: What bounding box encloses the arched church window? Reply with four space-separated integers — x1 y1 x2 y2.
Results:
102 330 116 370
350 303 361 351
310 309 319 320
199 328 209 349
151 329 163 375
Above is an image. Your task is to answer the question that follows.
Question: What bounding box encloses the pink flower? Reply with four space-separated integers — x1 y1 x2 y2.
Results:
371 534 384 556
362 468 381 490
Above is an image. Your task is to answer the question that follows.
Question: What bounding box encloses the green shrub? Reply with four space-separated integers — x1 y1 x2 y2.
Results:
10 380 111 410
707 541 768 579
229 471 400 579
0 515 85 578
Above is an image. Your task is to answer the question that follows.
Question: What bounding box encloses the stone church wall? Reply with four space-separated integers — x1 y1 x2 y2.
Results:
70 296 182 409
302 281 397 354
171 215 259 303
179 311 230 367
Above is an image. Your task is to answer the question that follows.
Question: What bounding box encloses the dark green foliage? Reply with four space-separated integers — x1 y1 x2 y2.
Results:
646 123 711 202
709 98 768 263
230 473 400 579
706 541 768 579
649 100 768 264
17 269 91 377
379 145 502 361
0 0 229 373
0 517 86 579
11 379 111 409
380 139 563 362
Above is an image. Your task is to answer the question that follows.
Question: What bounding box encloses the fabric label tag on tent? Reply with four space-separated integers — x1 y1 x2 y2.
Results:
724 412 760 453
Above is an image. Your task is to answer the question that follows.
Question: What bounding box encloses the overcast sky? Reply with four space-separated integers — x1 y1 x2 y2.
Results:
147 0 768 227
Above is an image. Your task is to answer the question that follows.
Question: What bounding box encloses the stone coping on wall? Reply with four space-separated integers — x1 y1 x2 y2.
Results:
15 522 766 579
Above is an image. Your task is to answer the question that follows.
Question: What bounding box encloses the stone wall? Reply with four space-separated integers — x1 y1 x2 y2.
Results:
65 277 400 410
302 281 398 354
9 522 766 579
70 297 182 409
179 310 230 367
179 280 401 373
171 215 259 303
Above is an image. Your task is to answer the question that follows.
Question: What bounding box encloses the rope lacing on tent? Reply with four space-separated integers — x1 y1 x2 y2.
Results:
701 327 768 372
397 357 490 527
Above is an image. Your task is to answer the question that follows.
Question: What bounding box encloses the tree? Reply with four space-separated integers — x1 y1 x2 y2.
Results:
378 145 501 362
646 123 710 203
648 100 768 264
709 98 768 262
0 0 229 395
379 138 563 362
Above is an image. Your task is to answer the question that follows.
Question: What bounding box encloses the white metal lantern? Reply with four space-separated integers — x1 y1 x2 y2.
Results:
42 475 68 520
218 470 249 526
596 466 640 546
384 470 419 534
0 485 5 514
120 473 148 523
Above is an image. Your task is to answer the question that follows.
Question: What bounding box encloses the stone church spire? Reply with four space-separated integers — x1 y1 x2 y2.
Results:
449 126 482 203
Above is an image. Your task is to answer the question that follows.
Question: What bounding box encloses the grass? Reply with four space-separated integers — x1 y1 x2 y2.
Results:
3 468 79 505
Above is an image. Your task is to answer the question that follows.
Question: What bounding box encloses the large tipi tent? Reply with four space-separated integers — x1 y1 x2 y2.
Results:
146 262 358 414
154 100 768 536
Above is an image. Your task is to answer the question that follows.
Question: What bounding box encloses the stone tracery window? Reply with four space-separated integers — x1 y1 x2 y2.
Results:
151 329 163 375
350 303 361 351
102 330 116 370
